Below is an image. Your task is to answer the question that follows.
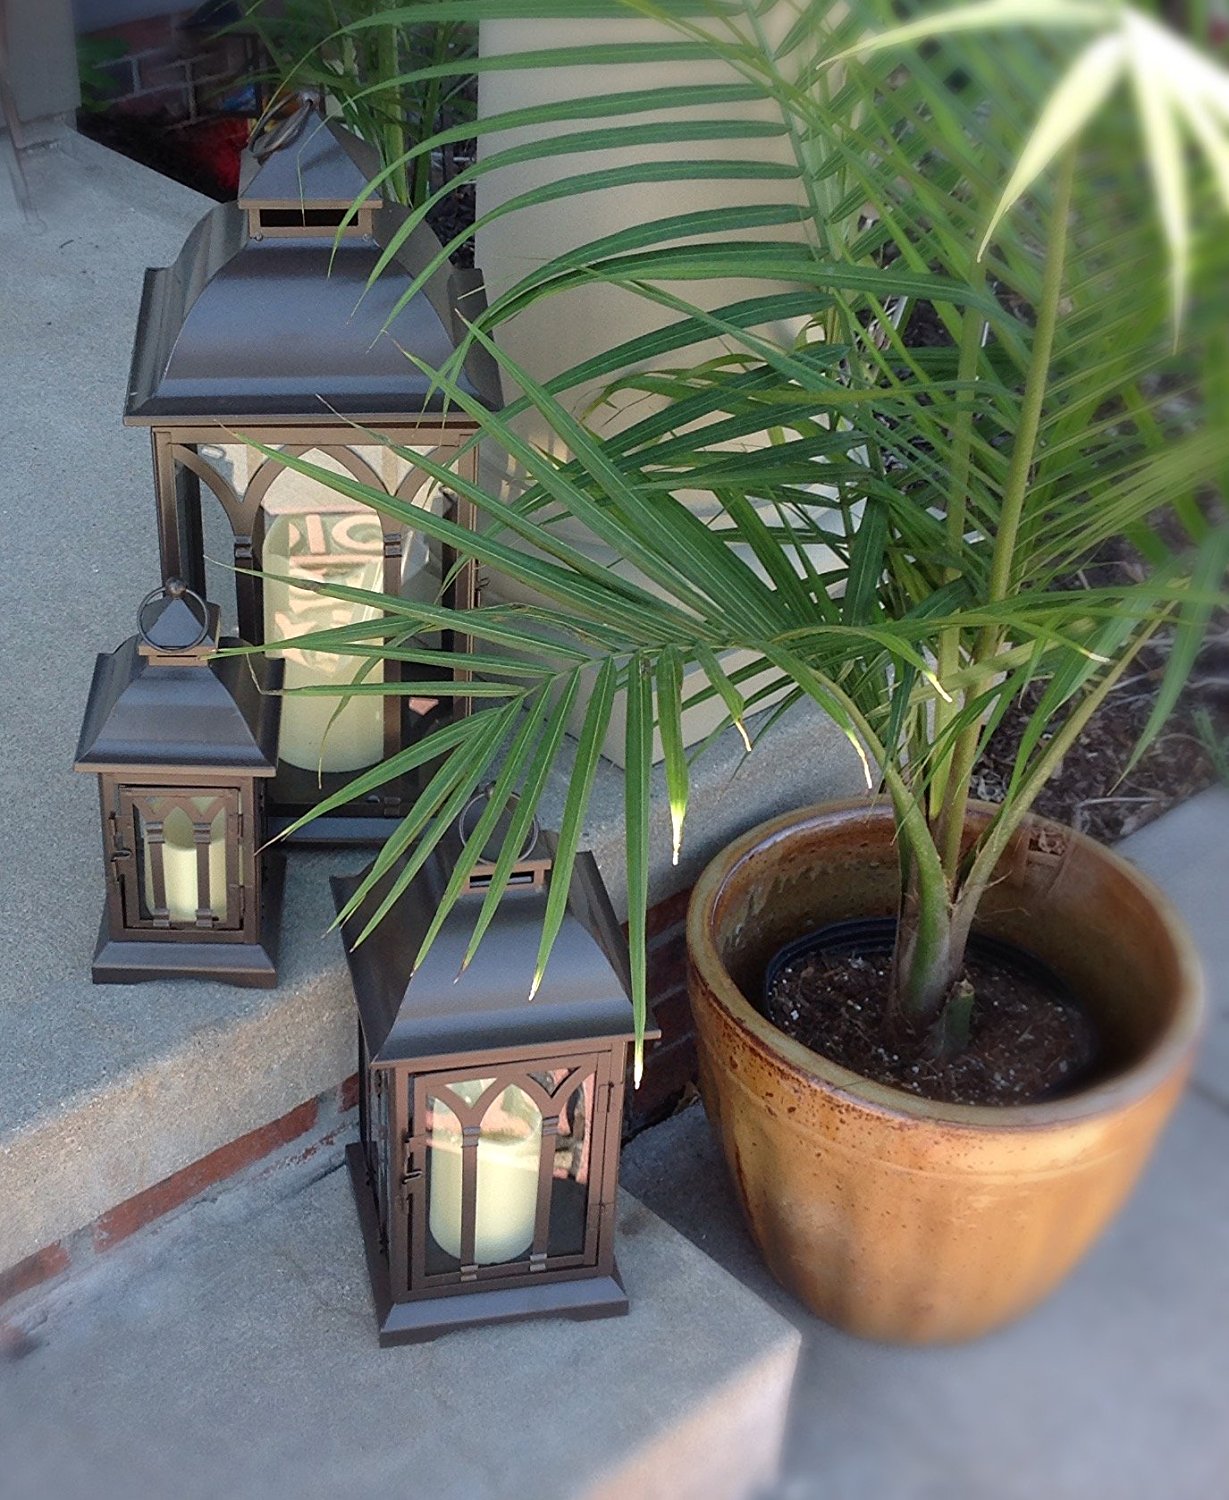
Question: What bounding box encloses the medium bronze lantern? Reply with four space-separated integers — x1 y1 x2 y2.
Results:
333 805 651 1344
74 581 282 987
124 98 501 842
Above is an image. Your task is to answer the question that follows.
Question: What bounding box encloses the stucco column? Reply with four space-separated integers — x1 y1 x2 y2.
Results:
475 7 805 441
473 10 823 761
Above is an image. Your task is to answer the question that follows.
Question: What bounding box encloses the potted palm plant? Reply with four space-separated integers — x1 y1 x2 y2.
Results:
236 0 1229 1340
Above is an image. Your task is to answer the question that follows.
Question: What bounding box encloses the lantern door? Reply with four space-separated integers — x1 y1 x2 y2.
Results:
107 782 246 938
149 426 479 835
399 1050 619 1299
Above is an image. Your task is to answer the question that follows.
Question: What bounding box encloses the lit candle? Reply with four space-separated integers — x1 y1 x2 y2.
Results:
264 500 388 773
143 803 228 924
428 1082 543 1265
206 443 440 774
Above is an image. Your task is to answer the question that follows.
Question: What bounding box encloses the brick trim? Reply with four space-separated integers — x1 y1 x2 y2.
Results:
93 1099 322 1251
0 1243 70 1306
1 1077 361 1311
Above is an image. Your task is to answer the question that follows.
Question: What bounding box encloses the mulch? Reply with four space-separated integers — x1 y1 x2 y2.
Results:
974 560 1229 844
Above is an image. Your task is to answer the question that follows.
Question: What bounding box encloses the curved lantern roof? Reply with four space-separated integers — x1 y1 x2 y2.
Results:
75 584 281 775
125 103 501 423
331 841 637 1064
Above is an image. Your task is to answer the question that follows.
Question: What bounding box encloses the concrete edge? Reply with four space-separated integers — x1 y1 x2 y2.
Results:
585 1331 801 1500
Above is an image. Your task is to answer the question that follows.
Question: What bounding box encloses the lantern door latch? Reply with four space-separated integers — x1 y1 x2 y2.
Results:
107 813 131 862
399 1137 423 1205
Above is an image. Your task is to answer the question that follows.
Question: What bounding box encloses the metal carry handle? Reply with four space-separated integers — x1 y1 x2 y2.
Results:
458 787 541 866
248 95 315 162
137 578 211 652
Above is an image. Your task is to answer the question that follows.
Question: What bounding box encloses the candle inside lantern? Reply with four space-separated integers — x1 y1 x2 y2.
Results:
428 1080 543 1265
142 801 228 924
263 496 386 773
257 451 439 775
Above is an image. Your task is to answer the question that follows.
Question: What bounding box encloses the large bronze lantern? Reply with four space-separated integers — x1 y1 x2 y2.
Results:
333 806 650 1344
74 581 282 987
124 99 501 842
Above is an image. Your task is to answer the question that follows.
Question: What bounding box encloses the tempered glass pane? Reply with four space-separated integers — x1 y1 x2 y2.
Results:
251 446 439 773
547 1075 595 1259
138 797 229 924
373 1074 389 1239
426 1079 543 1268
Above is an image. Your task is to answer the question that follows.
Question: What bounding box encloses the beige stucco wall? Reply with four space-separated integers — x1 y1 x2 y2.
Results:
472 11 829 761
470 13 842 762
475 8 805 440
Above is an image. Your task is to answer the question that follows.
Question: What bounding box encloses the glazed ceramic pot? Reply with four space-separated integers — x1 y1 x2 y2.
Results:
687 799 1204 1343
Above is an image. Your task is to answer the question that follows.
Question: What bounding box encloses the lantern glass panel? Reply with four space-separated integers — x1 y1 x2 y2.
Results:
179 435 441 627
122 789 239 929
365 1072 391 1242
545 1073 596 1260
183 441 444 774
426 1079 543 1270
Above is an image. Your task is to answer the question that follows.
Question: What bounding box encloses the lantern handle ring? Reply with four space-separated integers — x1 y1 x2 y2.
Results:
459 786 540 865
137 579 211 653
249 94 316 162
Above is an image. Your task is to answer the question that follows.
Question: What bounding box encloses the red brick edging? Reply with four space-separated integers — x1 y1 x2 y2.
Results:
0 1077 359 1312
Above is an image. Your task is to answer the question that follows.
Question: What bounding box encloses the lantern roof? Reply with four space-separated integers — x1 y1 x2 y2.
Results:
236 100 384 212
124 102 502 424
75 634 281 776
332 843 637 1063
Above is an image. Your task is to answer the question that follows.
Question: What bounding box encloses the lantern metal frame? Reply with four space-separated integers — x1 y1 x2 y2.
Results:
333 816 654 1344
123 99 501 844
75 583 283 987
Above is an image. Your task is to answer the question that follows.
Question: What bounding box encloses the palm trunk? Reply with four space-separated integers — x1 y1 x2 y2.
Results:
884 781 959 1029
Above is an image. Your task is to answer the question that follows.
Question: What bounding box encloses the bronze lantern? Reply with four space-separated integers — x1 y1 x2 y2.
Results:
74 581 283 987
333 804 652 1344
124 98 502 843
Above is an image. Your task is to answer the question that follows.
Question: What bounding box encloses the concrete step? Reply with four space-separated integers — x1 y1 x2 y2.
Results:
0 129 866 1281
0 1123 801 1500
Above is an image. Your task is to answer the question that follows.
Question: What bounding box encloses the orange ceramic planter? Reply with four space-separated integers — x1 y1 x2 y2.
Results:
687 800 1204 1343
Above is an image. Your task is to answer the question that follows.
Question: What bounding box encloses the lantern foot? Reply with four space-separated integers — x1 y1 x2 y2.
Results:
346 1145 630 1347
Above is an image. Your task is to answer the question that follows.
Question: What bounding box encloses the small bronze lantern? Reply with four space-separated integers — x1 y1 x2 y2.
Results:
124 98 501 842
75 581 283 987
333 804 651 1344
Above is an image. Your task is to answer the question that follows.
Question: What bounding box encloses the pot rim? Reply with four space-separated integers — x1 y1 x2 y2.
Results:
687 797 1206 1131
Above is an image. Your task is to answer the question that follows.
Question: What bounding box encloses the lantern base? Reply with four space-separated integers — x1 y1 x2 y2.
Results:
267 707 444 847
346 1144 630 1346
89 855 284 988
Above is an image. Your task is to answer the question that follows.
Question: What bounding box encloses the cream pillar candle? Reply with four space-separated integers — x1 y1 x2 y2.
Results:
257 449 440 774
428 1082 543 1265
264 501 386 774
142 803 228 924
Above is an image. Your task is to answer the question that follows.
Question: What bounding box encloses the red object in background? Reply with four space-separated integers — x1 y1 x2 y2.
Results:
180 116 253 198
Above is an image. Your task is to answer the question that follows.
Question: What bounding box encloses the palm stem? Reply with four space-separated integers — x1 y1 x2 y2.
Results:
932 256 987 838
377 20 409 205
940 146 1076 880
950 616 1167 953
